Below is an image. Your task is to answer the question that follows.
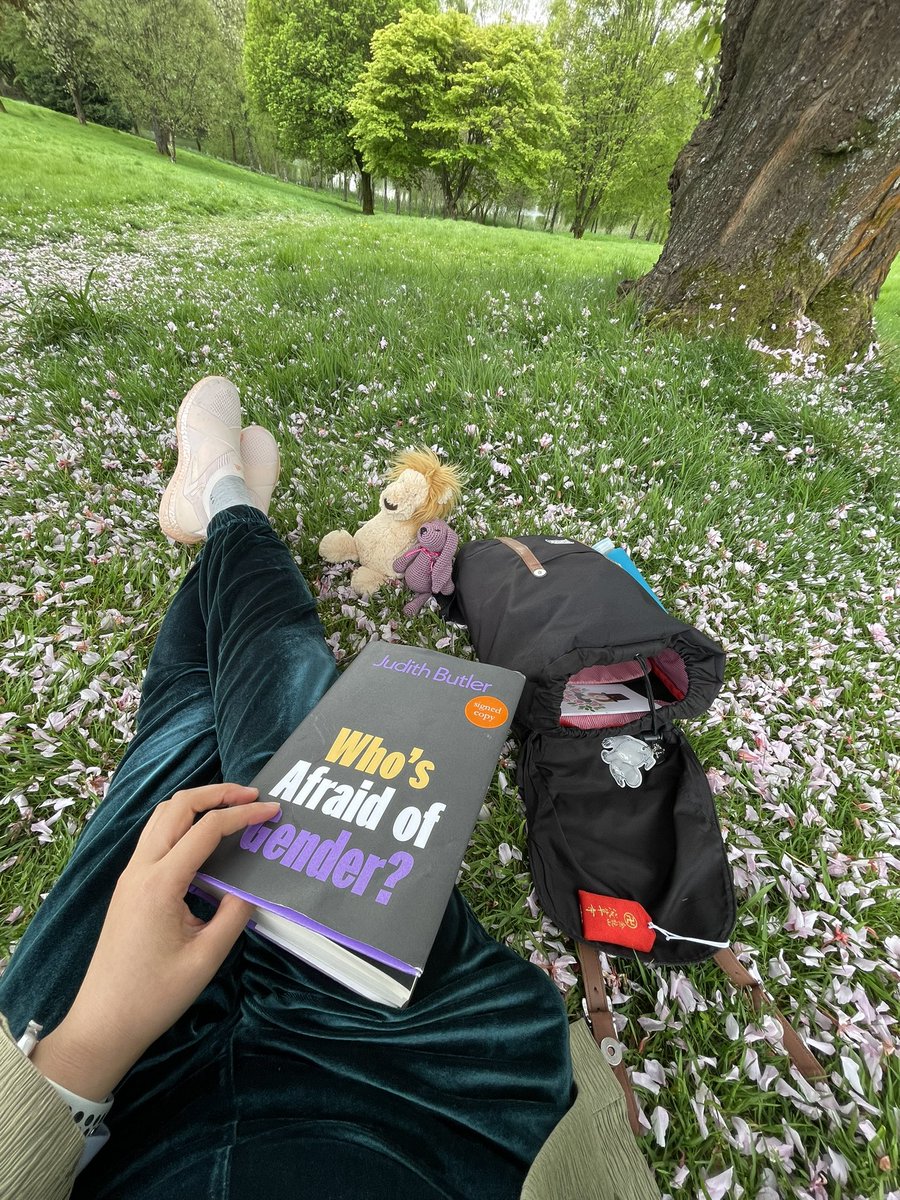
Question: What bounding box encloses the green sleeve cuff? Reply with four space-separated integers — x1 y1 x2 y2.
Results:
0 1013 84 1200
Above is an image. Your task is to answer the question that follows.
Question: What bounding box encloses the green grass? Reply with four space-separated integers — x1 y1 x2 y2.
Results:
0 96 355 241
1 100 899 1199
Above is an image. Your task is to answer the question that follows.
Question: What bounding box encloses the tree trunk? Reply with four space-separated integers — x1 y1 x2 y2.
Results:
358 169 375 215
629 217 639 239
229 125 237 162
69 82 86 125
195 136 202 153
0 96 6 114
645 222 658 242
549 200 560 233
571 219 586 240
245 115 260 171
151 118 169 157
442 185 457 219
630 0 900 365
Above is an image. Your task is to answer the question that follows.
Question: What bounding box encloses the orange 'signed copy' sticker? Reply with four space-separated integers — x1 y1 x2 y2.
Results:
465 696 509 729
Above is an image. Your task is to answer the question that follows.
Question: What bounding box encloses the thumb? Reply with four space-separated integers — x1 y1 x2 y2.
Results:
196 891 255 964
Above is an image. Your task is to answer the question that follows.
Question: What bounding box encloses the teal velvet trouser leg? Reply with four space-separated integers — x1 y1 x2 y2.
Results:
0 506 572 1200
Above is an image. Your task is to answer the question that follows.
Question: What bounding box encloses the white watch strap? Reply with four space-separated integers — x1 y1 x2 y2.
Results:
16 1019 113 1135
16 1019 43 1057
46 1078 113 1134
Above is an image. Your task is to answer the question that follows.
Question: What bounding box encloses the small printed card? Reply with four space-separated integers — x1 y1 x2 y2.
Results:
560 680 651 720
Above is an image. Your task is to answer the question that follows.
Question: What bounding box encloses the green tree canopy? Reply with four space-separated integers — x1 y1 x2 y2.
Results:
93 0 233 158
550 0 705 238
350 9 566 219
17 0 99 124
0 2 128 127
244 0 422 214
596 29 705 237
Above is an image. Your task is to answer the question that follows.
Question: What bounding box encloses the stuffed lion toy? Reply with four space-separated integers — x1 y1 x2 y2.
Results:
319 448 463 595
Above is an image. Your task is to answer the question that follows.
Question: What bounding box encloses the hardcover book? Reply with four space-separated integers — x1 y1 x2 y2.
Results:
196 640 524 1007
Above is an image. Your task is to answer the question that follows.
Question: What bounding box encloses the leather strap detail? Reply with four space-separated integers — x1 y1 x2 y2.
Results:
715 948 824 1080
496 537 546 576
576 942 643 1135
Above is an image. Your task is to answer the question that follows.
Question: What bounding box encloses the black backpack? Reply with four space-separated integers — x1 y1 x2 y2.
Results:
442 535 821 1130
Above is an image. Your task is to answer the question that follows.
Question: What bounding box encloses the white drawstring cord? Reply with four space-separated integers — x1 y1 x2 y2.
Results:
649 923 731 949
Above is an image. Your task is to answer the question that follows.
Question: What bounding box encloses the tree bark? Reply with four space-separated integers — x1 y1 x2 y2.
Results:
0 97 6 114
244 113 260 171
630 0 900 364
150 118 170 157
442 180 458 220
69 82 86 125
358 169 375 215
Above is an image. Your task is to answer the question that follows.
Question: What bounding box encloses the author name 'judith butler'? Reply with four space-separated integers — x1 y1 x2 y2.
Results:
373 654 492 693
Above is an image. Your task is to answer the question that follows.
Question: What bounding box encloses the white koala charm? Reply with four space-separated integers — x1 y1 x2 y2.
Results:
601 735 660 789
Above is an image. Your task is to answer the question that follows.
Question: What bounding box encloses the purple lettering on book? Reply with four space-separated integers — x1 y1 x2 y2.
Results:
238 821 416 905
371 653 491 693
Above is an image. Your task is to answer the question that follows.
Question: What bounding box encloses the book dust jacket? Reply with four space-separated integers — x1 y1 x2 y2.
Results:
198 641 524 978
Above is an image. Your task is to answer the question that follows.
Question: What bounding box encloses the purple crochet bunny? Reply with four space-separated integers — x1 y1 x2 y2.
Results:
393 520 459 616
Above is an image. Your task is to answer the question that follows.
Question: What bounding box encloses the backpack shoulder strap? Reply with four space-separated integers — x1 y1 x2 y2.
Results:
714 947 824 1080
576 941 642 1136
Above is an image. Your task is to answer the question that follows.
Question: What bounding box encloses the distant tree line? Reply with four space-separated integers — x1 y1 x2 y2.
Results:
0 0 712 240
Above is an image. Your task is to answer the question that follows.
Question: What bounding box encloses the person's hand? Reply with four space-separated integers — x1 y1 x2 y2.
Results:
31 783 279 1101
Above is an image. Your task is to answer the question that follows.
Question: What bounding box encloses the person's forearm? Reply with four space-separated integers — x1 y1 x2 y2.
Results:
30 1008 134 1102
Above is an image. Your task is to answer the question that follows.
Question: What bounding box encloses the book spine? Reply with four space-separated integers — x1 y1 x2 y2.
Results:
592 539 666 611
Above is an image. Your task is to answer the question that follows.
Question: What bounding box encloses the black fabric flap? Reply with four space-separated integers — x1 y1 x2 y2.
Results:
445 537 725 726
518 728 736 965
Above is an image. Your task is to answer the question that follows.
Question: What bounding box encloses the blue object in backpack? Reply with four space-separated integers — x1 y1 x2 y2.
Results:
593 538 666 610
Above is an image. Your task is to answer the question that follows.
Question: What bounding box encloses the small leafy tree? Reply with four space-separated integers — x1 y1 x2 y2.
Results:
13 0 99 124
550 0 702 238
244 0 421 215
350 10 566 220
94 0 232 159
596 31 705 239
0 3 129 127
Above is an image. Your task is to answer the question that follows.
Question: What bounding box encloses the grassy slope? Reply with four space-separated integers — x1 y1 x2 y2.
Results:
1 101 899 1199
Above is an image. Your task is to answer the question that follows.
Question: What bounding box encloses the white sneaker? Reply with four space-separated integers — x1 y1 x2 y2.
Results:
240 424 281 516
159 376 243 544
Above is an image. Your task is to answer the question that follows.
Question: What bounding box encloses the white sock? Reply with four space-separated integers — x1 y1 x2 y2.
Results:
209 474 259 516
